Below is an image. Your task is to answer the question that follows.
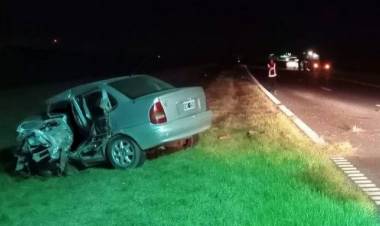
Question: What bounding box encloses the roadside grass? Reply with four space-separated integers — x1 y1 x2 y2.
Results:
0 71 379 225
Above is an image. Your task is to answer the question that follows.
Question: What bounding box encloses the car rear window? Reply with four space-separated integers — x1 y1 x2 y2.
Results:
109 76 174 99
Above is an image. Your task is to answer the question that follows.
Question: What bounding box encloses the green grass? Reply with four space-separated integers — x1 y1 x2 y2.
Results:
0 74 379 225
0 131 378 226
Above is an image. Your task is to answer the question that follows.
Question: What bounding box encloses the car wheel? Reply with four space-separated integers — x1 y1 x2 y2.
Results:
106 135 145 169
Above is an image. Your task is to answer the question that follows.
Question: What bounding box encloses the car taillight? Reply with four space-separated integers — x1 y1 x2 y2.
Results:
324 64 331 70
149 101 167 124
313 63 319 68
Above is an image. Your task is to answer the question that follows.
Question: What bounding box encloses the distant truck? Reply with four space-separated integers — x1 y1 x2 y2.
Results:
271 50 332 84
273 50 332 73
299 50 331 73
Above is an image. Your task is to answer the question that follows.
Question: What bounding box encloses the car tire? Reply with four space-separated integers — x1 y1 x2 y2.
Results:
106 135 145 169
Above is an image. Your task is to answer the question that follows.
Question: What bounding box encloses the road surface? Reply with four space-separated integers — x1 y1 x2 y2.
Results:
250 67 380 186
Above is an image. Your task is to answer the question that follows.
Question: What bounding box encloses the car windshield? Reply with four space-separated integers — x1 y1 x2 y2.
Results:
109 76 174 99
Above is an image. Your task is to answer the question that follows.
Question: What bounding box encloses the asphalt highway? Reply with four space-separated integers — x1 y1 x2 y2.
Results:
250 67 380 187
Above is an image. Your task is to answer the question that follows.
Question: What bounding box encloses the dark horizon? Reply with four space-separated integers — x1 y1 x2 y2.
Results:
3 1 380 52
1 0 380 85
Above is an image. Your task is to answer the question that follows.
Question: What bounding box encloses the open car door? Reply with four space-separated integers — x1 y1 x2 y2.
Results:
70 95 90 134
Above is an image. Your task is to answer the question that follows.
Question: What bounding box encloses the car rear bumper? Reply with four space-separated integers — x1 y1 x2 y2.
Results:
122 110 213 150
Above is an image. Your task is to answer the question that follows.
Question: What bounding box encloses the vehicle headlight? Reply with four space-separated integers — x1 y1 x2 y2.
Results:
286 61 299 68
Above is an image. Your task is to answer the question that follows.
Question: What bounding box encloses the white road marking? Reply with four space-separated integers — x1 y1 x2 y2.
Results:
342 167 358 171
338 165 355 168
344 170 361 174
370 196 380 201
336 160 380 206
339 166 356 170
337 164 354 167
321 86 332 92
353 180 373 184
331 157 345 160
335 162 350 165
350 176 368 180
362 188 380 192
278 105 295 117
292 117 326 145
348 173 365 177
331 158 380 207
358 184 377 188
335 162 351 165
333 160 349 163
366 191 380 196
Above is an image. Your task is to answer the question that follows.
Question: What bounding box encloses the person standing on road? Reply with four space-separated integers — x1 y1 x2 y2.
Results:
267 57 278 94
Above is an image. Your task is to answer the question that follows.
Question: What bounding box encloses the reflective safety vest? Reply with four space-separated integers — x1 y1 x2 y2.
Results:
267 62 277 78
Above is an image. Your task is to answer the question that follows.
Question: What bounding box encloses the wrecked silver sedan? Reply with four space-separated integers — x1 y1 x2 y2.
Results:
15 75 212 175
15 115 73 175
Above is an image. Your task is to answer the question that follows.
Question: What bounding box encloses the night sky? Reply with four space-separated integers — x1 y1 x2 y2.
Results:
2 1 380 66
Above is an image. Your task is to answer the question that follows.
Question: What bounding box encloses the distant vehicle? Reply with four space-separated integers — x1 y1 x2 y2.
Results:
286 57 299 70
299 50 332 73
233 54 245 65
274 53 300 71
15 75 213 175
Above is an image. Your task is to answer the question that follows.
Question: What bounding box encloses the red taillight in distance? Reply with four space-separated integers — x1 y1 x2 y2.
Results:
324 63 331 70
149 100 167 124
313 63 319 69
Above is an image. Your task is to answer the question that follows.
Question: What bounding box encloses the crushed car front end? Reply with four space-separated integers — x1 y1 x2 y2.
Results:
15 114 73 175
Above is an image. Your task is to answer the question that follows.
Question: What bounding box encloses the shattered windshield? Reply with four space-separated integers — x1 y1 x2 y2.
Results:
109 76 174 99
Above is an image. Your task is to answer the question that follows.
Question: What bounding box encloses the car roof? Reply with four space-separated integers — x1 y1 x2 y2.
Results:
46 74 150 105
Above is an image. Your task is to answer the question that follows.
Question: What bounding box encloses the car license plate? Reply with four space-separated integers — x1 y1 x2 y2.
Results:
183 99 195 111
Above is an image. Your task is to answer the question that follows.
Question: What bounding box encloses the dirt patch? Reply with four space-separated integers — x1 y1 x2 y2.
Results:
206 70 277 132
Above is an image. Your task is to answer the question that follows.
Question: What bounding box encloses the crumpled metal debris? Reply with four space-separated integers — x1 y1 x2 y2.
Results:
15 114 73 175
